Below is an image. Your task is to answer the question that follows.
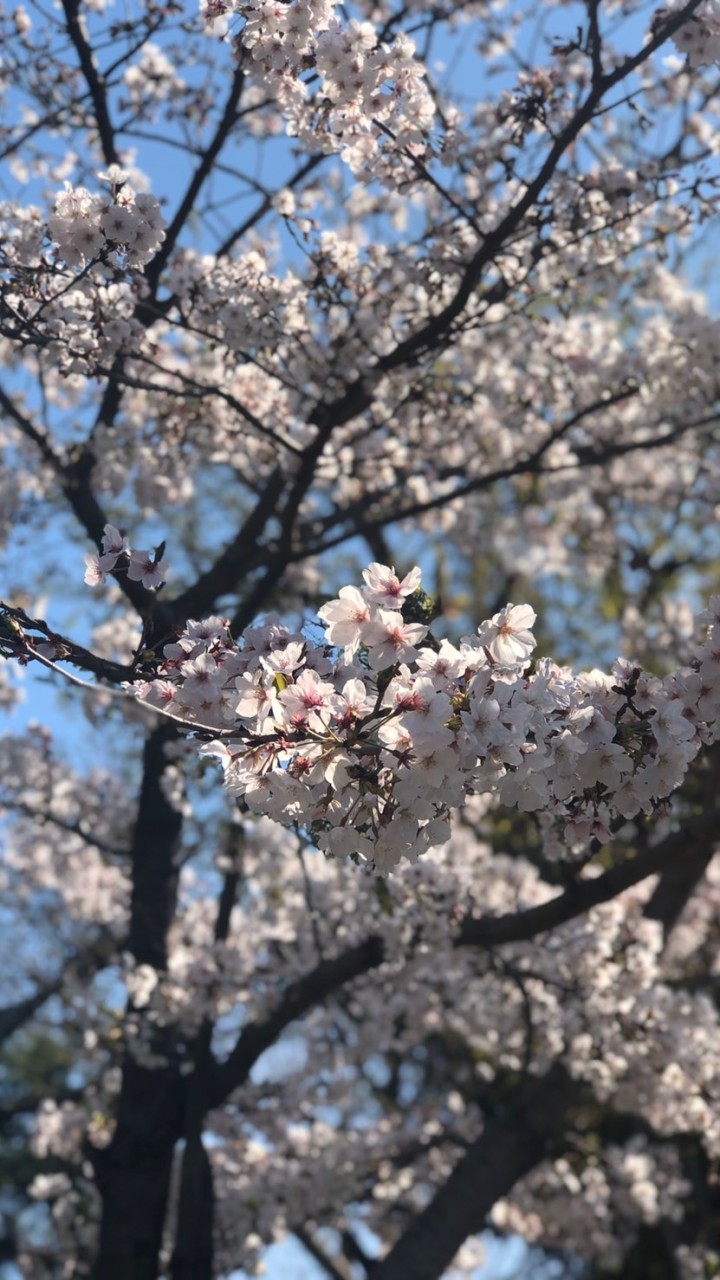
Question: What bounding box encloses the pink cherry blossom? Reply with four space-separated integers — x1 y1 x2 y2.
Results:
317 585 371 653
83 551 119 586
363 609 428 669
277 668 341 731
479 603 538 666
127 550 169 590
362 562 422 608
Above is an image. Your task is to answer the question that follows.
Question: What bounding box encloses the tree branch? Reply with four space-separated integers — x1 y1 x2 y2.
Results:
0 384 168 631
295 1226 353 1280
208 935 385 1107
169 468 285 627
0 928 117 1046
60 0 121 168
0 985 64 1046
215 152 326 258
456 806 720 948
369 1065 578 1280
145 64 246 290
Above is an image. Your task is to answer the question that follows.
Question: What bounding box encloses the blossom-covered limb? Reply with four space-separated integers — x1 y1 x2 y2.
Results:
306 0 706 435
206 804 719 1117
146 562 720 870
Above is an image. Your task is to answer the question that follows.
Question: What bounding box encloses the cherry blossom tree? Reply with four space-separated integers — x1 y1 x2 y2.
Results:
2 0 720 1276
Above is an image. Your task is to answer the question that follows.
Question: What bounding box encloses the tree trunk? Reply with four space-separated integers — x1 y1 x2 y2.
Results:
170 1135 215 1280
93 724 186 1278
91 1060 183 1280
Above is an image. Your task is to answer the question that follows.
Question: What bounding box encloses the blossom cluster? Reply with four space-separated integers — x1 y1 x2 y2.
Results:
131 563 720 871
0 728 131 932
122 42 185 108
665 0 720 66
84 523 169 590
48 173 165 269
202 0 434 181
194 829 720 1273
492 1138 691 1271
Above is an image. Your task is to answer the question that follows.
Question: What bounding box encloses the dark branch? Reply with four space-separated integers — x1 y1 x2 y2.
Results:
369 1065 578 1280
60 0 121 168
208 935 385 1106
169 468 285 627
456 807 720 948
145 64 246 290
0 384 169 632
